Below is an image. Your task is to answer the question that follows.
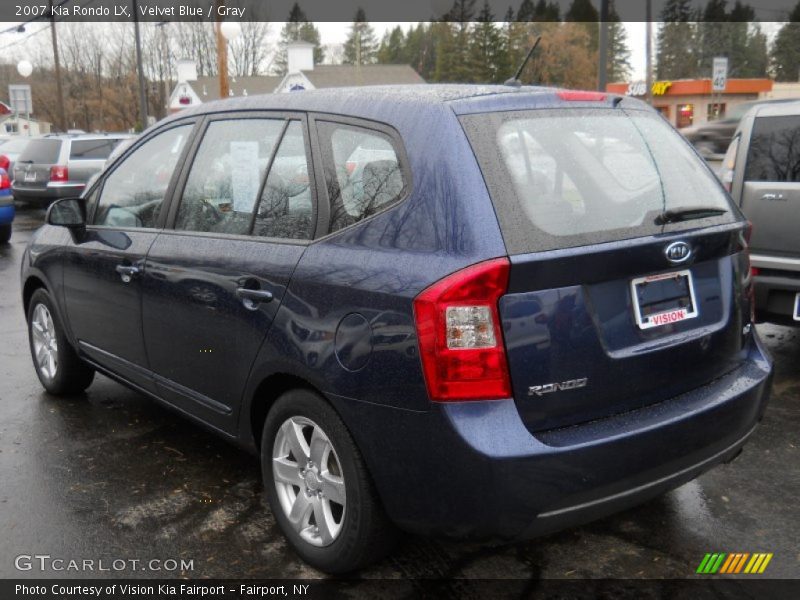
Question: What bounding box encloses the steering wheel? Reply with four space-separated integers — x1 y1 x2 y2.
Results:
199 198 224 225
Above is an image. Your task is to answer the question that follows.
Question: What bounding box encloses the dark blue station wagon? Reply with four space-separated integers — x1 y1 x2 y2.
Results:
21 85 773 573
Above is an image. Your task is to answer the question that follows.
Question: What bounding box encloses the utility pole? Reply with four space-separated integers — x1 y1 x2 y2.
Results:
598 0 609 92
645 0 653 105
132 0 149 130
216 0 230 99
48 0 67 132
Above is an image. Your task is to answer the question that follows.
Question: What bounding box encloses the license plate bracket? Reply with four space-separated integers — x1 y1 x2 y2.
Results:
631 269 699 329
24 171 36 182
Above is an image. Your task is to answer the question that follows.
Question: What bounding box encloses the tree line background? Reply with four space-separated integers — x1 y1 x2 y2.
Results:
0 0 798 133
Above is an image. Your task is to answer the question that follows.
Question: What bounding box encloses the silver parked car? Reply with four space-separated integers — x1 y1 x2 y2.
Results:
720 100 800 325
12 133 133 205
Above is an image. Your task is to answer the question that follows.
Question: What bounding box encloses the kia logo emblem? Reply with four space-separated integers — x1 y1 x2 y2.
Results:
664 241 692 264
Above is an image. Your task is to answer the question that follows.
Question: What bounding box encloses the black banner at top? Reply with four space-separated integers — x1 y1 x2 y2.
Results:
3 0 798 23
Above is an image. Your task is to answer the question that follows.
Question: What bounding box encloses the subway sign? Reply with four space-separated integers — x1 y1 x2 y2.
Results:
626 81 673 96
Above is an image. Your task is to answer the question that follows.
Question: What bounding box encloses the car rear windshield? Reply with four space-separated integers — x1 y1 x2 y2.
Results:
744 115 800 182
70 139 121 160
0 138 31 154
17 139 61 165
461 108 736 254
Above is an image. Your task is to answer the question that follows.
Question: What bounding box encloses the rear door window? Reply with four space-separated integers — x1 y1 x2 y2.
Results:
253 121 315 240
317 121 407 234
462 108 736 254
17 139 61 164
744 115 800 182
175 118 285 236
70 139 120 160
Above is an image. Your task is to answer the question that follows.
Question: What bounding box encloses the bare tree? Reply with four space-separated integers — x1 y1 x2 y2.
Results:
228 22 272 77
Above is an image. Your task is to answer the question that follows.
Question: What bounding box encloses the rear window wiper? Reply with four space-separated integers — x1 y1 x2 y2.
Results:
655 207 727 225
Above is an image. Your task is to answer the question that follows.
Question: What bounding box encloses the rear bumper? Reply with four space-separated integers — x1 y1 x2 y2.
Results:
0 199 14 225
330 332 772 539
12 183 84 203
752 270 800 326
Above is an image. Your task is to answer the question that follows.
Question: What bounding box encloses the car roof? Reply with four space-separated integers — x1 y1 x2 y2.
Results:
750 100 800 118
43 133 134 141
159 84 642 129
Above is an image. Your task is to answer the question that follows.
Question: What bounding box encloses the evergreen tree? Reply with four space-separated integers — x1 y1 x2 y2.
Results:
533 0 560 20
771 0 800 81
273 3 324 75
343 8 379 65
435 0 475 82
696 0 731 74
565 0 599 52
403 23 438 81
469 1 508 83
656 0 697 79
565 0 598 21
607 1 631 82
377 26 406 64
517 0 536 21
742 24 768 78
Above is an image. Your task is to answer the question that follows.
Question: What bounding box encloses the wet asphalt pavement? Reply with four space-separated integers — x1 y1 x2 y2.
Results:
0 205 798 583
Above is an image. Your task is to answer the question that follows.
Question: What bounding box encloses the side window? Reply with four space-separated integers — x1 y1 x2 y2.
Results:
253 121 314 240
317 122 406 234
70 139 118 160
94 125 192 228
175 119 284 235
744 115 800 182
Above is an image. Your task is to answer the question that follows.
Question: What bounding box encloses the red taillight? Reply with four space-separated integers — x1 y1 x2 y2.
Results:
0 172 9 190
557 90 607 102
50 165 68 182
413 257 512 402
0 155 9 171
750 267 760 277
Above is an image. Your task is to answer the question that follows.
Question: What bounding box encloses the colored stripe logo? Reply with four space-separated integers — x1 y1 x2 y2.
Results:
696 552 773 574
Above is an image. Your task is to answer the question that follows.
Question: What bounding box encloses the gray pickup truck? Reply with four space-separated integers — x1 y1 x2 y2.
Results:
12 133 132 206
721 100 800 325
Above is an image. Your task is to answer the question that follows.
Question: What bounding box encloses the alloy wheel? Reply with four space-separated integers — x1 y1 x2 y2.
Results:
272 416 346 547
31 303 58 381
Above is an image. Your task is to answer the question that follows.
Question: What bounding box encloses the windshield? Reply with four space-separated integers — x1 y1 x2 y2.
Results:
17 139 61 165
461 108 736 254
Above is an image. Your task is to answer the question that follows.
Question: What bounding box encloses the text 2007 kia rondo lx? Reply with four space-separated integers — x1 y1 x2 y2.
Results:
21 86 772 573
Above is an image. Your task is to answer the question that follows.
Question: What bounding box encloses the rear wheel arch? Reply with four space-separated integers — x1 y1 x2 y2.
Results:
250 373 326 451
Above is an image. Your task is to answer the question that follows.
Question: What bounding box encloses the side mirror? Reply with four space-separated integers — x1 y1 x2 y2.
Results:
46 197 86 229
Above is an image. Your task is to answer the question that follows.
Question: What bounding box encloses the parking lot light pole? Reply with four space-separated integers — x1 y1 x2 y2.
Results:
132 0 149 131
48 0 67 132
598 0 609 92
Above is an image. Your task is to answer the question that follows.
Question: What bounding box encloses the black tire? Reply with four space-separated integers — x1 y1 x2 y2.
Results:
0 223 10 244
261 389 396 574
27 288 95 395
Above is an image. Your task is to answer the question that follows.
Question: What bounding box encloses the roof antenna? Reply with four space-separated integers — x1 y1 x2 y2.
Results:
504 36 542 88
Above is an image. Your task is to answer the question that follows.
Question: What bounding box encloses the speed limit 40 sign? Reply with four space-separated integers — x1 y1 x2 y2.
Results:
712 57 728 92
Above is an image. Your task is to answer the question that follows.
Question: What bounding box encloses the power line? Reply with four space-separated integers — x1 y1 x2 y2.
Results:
0 0 100 53
0 0 73 36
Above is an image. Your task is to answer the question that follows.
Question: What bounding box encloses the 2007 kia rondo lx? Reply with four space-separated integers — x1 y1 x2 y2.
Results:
21 85 773 573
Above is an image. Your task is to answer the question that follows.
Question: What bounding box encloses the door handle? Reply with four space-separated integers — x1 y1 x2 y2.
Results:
235 287 273 309
115 264 140 283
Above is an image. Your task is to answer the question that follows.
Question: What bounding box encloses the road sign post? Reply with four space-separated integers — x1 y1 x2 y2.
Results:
8 84 33 136
711 57 728 121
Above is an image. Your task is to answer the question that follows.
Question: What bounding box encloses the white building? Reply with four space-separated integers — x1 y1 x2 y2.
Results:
169 42 425 112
